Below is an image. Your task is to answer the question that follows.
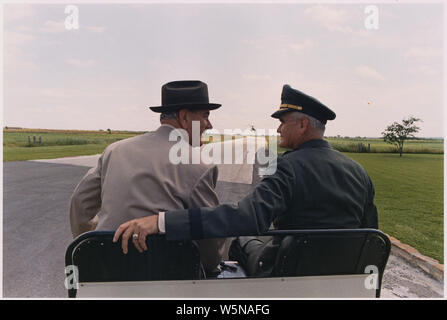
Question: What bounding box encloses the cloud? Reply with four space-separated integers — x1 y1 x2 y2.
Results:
404 47 442 60
4 30 35 46
66 58 96 68
408 65 439 76
3 31 37 71
119 105 140 112
4 51 38 71
4 4 34 24
39 88 75 99
40 20 66 34
290 38 316 53
40 20 106 34
355 65 385 81
33 106 70 113
243 74 271 81
84 25 106 33
304 5 352 33
16 25 34 32
304 5 379 38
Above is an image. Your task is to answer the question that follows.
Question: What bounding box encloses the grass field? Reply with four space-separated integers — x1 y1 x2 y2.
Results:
3 129 142 161
346 153 443 264
277 137 444 155
327 137 444 154
3 129 444 262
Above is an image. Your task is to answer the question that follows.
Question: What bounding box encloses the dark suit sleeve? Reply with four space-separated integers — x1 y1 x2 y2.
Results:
361 175 378 229
186 165 225 272
165 157 297 240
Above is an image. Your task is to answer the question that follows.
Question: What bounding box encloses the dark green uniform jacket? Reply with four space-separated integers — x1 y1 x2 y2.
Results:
166 139 378 241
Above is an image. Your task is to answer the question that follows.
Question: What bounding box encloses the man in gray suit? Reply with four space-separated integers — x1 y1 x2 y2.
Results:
113 84 378 277
70 80 225 273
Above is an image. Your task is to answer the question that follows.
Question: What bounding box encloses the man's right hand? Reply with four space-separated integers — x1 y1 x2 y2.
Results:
113 215 159 254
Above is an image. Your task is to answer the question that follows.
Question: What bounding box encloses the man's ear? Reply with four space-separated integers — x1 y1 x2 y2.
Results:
299 117 309 133
178 109 189 129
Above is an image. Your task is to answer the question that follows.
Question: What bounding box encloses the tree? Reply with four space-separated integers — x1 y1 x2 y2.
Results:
381 116 422 157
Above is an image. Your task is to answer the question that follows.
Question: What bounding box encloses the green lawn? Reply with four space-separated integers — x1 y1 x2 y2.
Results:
327 137 444 154
3 144 112 161
346 153 443 263
276 137 444 154
3 130 141 161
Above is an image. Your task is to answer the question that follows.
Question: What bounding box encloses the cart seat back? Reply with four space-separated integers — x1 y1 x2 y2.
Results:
65 231 201 297
270 229 390 297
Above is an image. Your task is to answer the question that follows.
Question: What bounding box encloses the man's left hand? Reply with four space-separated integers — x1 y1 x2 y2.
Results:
113 215 159 254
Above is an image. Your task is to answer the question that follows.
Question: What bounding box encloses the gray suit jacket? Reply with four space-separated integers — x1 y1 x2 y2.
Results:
69 124 224 272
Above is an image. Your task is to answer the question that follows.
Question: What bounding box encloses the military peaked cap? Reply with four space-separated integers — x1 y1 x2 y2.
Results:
271 85 336 124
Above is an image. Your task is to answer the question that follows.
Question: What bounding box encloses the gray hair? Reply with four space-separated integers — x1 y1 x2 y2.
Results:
160 111 179 121
290 112 326 134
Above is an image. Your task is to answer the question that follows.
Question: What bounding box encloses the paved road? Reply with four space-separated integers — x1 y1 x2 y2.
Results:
3 161 90 297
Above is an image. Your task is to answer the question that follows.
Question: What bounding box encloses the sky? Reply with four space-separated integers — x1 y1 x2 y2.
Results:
2 2 445 137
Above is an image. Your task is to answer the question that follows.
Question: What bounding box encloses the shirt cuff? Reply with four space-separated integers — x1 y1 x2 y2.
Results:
158 212 166 234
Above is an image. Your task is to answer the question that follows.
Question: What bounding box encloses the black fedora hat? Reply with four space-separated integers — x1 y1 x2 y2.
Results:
271 85 336 124
150 80 221 113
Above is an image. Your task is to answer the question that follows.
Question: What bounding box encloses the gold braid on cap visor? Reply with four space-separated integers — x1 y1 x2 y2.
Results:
279 104 303 111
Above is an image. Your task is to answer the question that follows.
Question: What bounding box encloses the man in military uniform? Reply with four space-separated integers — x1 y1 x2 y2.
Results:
113 84 379 276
